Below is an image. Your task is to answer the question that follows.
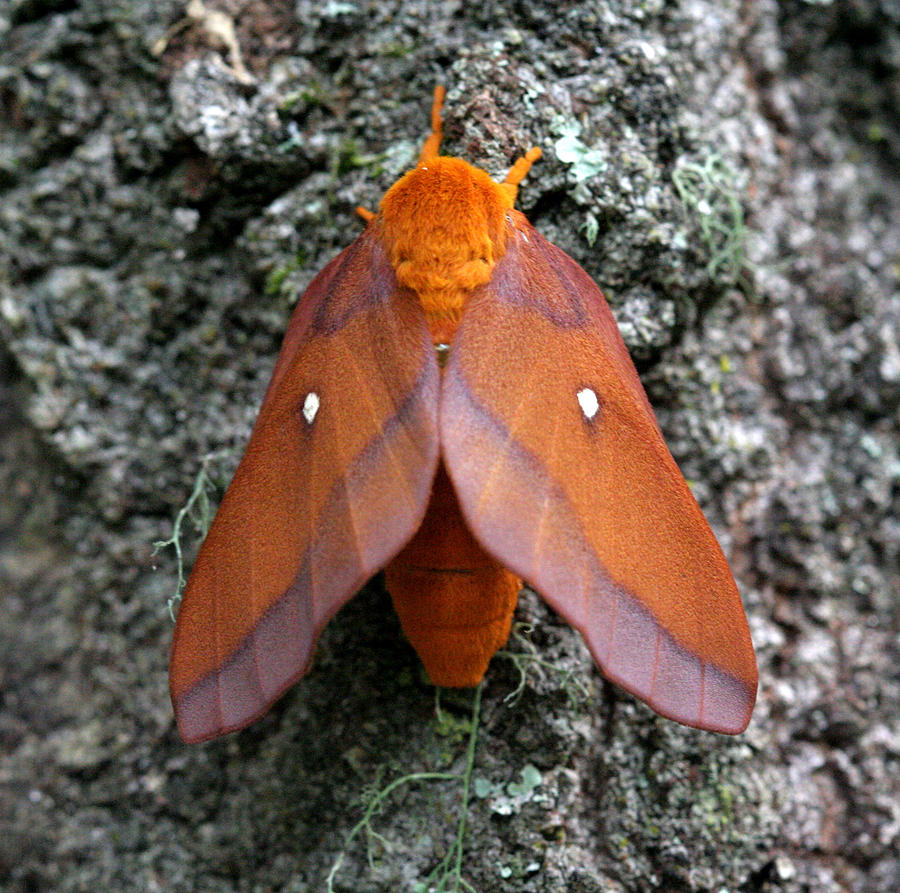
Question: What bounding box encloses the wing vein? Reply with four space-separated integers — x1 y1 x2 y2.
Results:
306 409 318 619
473 370 534 520
698 659 708 727
328 367 366 572
529 405 565 585
366 310 420 514
211 543 226 734
650 626 661 700
248 461 266 701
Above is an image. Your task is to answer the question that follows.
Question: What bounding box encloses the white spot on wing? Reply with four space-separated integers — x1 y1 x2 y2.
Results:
302 391 320 425
577 387 599 420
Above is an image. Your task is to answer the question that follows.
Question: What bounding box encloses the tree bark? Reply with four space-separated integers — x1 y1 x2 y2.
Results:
1 1 897 890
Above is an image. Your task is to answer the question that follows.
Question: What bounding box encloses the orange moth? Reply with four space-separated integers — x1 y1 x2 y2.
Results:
169 87 757 742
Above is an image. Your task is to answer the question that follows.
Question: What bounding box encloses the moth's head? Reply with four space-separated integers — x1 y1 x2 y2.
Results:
378 156 513 293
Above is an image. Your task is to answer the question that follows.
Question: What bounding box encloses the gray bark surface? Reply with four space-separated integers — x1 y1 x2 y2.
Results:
1 1 897 890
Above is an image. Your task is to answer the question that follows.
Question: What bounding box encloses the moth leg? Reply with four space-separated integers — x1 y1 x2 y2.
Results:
418 85 446 163
356 206 375 222
498 146 542 205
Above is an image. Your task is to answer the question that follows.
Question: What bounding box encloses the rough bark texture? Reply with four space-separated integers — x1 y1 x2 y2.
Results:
1 1 897 891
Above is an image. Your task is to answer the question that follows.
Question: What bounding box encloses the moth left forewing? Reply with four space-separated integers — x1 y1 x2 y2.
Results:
170 229 440 743
441 220 756 734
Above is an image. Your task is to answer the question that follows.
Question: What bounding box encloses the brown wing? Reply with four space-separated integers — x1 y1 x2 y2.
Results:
170 227 440 742
441 213 756 734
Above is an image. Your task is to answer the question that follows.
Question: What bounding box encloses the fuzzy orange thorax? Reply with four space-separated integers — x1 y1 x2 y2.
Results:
378 156 515 343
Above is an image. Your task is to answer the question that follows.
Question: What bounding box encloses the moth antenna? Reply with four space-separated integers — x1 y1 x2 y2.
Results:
418 85 446 163
499 146 542 204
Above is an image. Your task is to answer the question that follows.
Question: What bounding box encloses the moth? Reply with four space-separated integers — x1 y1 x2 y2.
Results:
169 87 757 742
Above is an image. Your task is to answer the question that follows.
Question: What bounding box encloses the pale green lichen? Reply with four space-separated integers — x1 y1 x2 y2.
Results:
153 449 234 619
265 251 308 297
328 685 484 893
671 153 747 283
553 120 608 182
